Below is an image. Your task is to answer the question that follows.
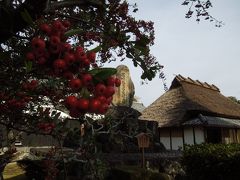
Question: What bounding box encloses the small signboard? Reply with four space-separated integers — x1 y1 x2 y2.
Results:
135 133 150 168
136 133 150 148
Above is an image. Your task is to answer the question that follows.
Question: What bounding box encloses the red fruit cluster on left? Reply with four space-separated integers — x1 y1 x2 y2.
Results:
26 19 96 73
0 91 31 113
24 18 121 120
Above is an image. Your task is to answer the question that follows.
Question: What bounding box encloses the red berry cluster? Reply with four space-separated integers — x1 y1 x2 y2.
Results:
65 75 121 117
37 122 56 134
26 19 97 72
0 92 31 113
35 108 57 134
21 80 39 91
25 19 121 118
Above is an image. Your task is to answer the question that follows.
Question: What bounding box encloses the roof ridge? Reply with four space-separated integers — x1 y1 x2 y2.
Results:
175 74 220 92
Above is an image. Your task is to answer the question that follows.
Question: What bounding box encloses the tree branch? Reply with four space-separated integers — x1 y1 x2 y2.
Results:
46 0 103 12
0 120 53 136
0 0 48 43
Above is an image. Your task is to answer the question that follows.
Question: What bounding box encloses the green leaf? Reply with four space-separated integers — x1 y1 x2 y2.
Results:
20 8 33 25
89 68 117 81
88 67 116 75
25 60 32 73
80 87 90 98
65 28 84 37
89 45 102 52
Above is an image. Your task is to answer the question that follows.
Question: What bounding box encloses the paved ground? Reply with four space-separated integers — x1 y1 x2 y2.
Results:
3 162 26 179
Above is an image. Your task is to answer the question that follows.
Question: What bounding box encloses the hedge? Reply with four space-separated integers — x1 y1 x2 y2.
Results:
181 143 240 180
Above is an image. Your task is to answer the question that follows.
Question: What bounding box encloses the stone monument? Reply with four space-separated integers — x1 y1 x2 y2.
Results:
112 65 135 107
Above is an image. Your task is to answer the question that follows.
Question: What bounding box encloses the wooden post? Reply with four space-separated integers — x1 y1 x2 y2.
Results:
193 127 196 144
142 147 145 168
169 128 172 150
182 127 185 150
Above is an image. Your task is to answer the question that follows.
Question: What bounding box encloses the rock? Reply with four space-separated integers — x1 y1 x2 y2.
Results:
112 65 135 107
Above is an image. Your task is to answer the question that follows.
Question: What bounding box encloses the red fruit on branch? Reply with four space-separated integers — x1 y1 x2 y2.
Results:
49 45 61 54
87 52 96 63
50 36 61 46
34 48 47 58
37 57 47 65
62 20 71 29
95 83 106 96
107 76 116 86
65 95 78 108
89 98 101 113
75 46 84 54
31 37 46 50
82 74 92 86
52 20 64 32
77 98 89 111
106 96 113 105
75 46 85 60
62 43 71 52
69 78 82 90
97 95 107 104
30 79 38 87
40 23 51 35
82 58 90 67
26 52 35 61
53 59 67 70
63 71 74 80
21 82 29 90
98 103 109 114
115 78 121 87
104 86 115 97
64 53 76 65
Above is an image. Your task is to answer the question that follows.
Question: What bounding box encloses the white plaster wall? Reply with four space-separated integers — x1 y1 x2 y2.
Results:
160 137 170 150
172 137 183 150
195 127 204 144
184 127 194 145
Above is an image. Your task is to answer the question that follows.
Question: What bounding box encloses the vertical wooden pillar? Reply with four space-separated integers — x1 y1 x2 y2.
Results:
204 127 207 143
169 128 172 150
235 129 238 143
236 129 239 143
193 127 196 144
159 128 161 143
142 147 145 168
182 127 185 150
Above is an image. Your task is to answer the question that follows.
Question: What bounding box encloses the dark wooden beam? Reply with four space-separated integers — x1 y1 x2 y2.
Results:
169 128 172 150
193 127 196 144
182 127 185 150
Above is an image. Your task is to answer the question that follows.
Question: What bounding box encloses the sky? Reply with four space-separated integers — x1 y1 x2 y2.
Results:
108 0 240 107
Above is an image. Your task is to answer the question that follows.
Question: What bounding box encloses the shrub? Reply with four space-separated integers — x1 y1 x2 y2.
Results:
181 143 240 180
105 165 170 180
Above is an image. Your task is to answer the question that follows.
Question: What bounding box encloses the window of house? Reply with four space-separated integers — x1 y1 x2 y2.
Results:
206 128 222 143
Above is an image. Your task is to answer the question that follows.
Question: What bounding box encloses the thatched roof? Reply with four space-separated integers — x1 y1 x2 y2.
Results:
139 75 240 127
